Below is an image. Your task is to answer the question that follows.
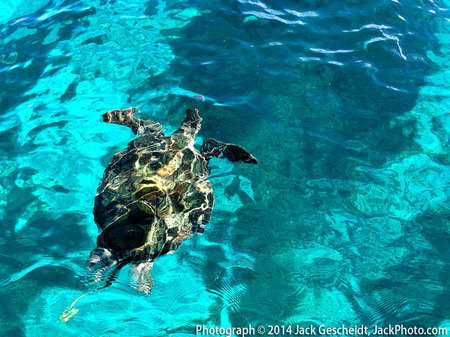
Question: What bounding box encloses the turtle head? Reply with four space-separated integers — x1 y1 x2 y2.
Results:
87 247 118 271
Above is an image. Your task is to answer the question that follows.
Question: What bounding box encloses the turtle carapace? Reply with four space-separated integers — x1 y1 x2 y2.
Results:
88 107 257 293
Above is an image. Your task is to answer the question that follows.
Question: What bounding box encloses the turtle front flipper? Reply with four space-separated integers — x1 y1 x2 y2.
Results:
201 138 258 164
102 107 164 136
129 260 154 294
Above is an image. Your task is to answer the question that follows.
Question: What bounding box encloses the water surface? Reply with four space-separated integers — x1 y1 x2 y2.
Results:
0 0 449 336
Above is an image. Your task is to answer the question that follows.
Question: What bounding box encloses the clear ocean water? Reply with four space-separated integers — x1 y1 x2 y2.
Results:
0 0 449 336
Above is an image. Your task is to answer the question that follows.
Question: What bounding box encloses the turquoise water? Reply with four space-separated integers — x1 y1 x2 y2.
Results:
0 0 449 336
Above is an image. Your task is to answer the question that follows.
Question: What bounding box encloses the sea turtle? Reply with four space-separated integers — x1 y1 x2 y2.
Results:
87 107 257 293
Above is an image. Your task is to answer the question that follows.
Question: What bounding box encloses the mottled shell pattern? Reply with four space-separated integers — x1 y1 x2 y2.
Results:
94 126 214 261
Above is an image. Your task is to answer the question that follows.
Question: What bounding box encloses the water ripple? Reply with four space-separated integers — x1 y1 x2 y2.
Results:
0 0 449 334
0 257 84 288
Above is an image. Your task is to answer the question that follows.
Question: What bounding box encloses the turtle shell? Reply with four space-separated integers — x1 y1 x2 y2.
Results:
93 133 214 259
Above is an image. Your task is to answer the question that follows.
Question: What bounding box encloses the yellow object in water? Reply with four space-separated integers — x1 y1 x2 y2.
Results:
59 308 79 323
59 289 97 323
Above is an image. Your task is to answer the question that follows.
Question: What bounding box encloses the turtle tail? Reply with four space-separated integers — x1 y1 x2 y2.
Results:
200 138 258 164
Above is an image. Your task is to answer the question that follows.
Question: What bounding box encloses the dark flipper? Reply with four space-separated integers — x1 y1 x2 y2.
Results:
201 138 258 164
102 107 164 136
174 109 202 139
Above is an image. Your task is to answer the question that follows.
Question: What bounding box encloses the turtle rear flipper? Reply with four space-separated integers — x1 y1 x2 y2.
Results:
201 138 258 164
174 109 202 139
102 107 164 136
